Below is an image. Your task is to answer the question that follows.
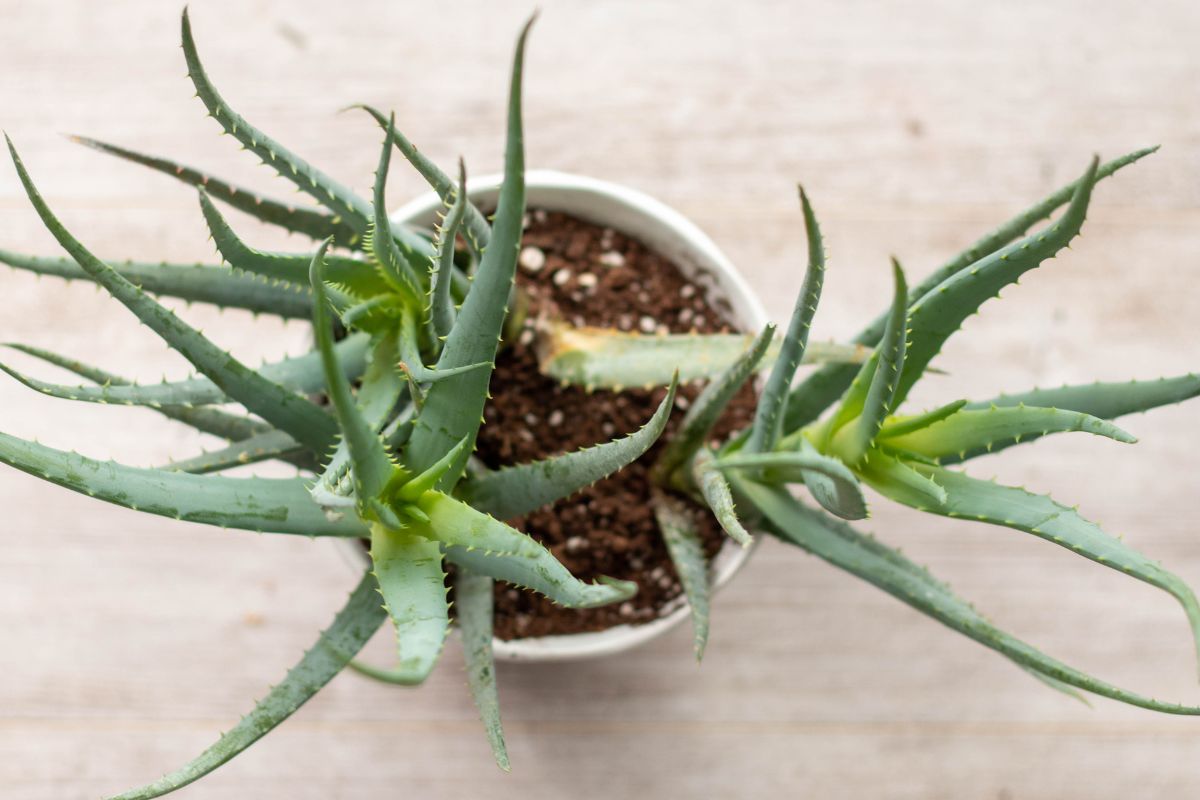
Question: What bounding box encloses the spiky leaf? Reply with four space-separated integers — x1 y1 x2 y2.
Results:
457 569 509 771
653 491 711 660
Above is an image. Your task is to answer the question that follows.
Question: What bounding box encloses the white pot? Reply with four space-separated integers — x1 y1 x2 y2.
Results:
339 170 769 661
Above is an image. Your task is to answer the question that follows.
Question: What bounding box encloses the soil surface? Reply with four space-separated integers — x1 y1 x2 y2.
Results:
473 209 757 639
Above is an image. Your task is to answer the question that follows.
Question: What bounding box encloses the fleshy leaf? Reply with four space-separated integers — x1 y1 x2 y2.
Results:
0 248 313 318
457 569 510 771
2 342 270 442
367 113 425 304
0 334 369 409
714 447 868 520
875 399 968 440
419 491 635 608
70 134 360 247
160 429 305 474
893 157 1099 407
782 148 1157 431
353 103 493 252
872 461 1200 670
106 571 387 799
0 430 363 537
652 490 711 660
403 16 532 488
429 159 467 341
691 449 753 546
747 186 827 453
198 190 386 297
538 324 864 390
466 377 676 520
7 136 338 451
883 405 1136 463
733 476 1200 714
653 325 774 485
369 523 449 685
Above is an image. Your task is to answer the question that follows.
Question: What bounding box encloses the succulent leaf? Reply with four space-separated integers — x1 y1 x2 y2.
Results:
653 324 775 485
714 447 868 520
690 449 753 547
354 103 493 252
0 333 370 409
457 569 510 771
538 323 865 389
369 522 449 685
781 148 1158 431
747 186 827 453
106 571 387 800
311 242 397 504
197 190 387 297
883 405 1136 463
875 399 968 440
734 476 1200 714
952 374 1200 463
7 136 338 452
429 159 467 341
368 113 426 304
402 16 532 488
0 248 313 318
894 157 1099 408
465 377 677 520
70 134 361 248
160 429 305 474
652 490 711 660
868 461 1200 670
0 430 362 536
2 342 271 442
823 259 909 463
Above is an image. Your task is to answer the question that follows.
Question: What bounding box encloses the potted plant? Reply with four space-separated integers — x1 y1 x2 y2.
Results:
3 9 1199 800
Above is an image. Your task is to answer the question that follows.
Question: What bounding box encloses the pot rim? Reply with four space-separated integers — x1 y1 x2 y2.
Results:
358 169 770 662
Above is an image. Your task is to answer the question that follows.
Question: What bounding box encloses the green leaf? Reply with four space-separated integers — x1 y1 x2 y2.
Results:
465 378 677 520
2 342 271 442
782 148 1157 432
734 476 1200 715
714 447 868 520
70 134 361 248
883 405 1136 463
690 449 753 547
368 113 425 304
369 522 449 685
418 491 636 608
874 461 1200 670
894 157 1099 407
457 569 510 771
956 374 1200 461
653 324 775 485
160 429 305 474
0 430 364 537
106 571 387 799
353 103 493 252
652 491 711 661
182 10 365 239
857 448 948 507
7 136 338 452
197 190 387 297
429 159 467 341
875 399 968 440
403 16 532 488
311 242 397 505
0 248 313 318
836 260 908 463
747 186 827 453
0 333 370 409
538 323 864 390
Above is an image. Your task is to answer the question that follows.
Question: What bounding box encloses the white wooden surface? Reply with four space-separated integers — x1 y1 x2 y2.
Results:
3 1 1200 797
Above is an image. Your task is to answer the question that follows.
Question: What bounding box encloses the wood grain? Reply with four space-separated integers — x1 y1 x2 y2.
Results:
2 1 1199 797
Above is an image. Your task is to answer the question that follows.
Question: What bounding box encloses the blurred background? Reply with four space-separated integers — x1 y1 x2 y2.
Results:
2 1 1199 797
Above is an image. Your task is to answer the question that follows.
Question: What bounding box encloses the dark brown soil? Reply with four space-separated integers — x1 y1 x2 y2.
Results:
474 209 757 639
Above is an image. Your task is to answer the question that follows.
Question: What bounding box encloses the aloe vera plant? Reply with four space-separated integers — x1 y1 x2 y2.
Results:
4 7 1200 799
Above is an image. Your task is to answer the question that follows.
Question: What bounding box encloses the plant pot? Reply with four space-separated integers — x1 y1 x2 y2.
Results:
339 170 769 662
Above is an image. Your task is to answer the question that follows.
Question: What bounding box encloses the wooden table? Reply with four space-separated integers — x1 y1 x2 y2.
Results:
3 2 1199 797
